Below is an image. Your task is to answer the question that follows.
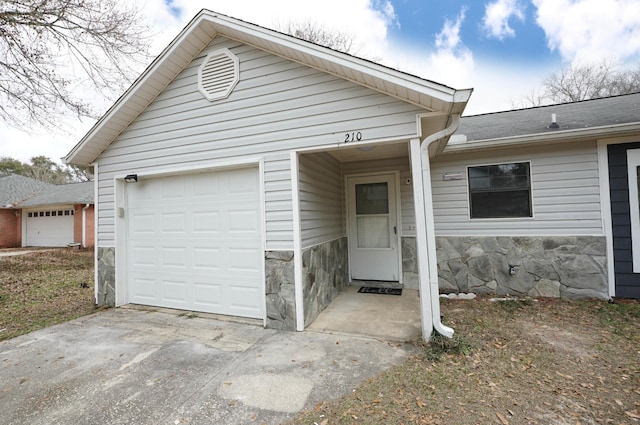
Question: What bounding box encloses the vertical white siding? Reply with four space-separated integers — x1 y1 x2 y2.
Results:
95 36 426 250
298 152 343 248
431 141 603 235
341 156 415 236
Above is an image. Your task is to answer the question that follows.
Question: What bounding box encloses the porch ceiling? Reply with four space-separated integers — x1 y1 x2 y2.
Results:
327 142 409 163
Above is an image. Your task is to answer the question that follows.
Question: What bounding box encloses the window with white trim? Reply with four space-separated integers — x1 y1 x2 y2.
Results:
468 162 532 219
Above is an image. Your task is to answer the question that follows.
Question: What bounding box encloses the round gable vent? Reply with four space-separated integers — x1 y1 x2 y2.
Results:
198 48 239 101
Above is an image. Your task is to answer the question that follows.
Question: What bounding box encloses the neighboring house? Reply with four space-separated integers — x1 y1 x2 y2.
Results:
435 93 640 299
63 10 471 337
0 174 94 248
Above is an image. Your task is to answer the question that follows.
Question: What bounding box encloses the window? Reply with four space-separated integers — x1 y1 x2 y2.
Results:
468 162 532 219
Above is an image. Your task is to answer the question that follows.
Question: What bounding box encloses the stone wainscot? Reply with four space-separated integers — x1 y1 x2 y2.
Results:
436 236 608 299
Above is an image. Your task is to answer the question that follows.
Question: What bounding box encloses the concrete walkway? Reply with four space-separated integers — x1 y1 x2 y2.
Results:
0 308 416 425
308 285 422 341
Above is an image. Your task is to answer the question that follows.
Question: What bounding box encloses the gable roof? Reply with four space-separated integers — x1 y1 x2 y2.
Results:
0 174 93 208
451 92 640 151
64 9 472 166
0 174 53 208
20 181 93 207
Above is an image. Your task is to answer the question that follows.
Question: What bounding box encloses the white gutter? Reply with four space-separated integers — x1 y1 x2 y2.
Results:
82 203 91 248
446 121 640 153
416 113 462 339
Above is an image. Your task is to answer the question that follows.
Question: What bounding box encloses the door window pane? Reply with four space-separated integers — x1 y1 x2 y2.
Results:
355 183 389 215
356 216 390 248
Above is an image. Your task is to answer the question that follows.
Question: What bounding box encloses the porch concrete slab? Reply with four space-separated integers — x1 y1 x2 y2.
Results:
0 307 415 425
307 285 422 341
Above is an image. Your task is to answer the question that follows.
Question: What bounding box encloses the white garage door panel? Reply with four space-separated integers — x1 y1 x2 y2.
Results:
127 168 263 318
26 210 74 246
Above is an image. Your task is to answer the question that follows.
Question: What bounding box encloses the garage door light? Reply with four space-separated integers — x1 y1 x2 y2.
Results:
124 174 138 183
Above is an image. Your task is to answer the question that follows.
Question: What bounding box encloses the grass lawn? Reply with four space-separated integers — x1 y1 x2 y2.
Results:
0 249 96 341
291 297 640 424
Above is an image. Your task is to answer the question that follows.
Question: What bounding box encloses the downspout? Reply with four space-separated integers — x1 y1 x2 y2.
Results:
82 203 90 248
420 113 462 338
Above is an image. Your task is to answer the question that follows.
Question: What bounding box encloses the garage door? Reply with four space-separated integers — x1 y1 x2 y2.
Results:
126 167 263 318
26 208 74 246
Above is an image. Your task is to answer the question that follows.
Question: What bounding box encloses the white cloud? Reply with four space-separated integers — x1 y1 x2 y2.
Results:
533 0 640 65
482 0 526 40
144 0 397 60
428 8 475 88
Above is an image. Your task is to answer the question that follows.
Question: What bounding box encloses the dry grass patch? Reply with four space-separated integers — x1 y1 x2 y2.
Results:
0 249 96 340
291 297 640 425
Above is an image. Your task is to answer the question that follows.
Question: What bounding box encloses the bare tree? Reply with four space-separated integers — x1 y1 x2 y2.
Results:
518 62 640 107
0 0 152 128
276 19 358 55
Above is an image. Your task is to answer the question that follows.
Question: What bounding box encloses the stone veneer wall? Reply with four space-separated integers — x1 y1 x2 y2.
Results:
97 247 116 306
265 250 296 331
437 236 608 299
302 237 348 327
401 237 419 290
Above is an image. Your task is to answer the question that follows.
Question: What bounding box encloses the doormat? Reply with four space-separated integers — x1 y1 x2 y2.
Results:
358 286 403 296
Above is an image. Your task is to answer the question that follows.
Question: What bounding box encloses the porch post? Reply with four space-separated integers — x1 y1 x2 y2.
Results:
290 150 305 331
409 138 434 339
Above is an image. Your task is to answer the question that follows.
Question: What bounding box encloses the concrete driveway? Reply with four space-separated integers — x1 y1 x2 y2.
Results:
1 307 416 425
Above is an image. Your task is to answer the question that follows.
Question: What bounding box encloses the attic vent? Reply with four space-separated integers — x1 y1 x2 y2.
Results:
198 49 239 101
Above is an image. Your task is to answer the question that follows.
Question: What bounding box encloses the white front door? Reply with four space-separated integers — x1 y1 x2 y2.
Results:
347 174 400 281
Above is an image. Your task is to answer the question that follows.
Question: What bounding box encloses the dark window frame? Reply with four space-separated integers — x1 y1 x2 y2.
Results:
467 162 533 219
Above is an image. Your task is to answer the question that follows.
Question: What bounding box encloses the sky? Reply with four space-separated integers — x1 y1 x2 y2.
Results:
2 0 640 164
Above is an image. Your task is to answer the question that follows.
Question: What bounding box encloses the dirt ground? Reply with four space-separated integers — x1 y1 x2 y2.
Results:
291 297 640 425
1 250 639 424
0 248 96 341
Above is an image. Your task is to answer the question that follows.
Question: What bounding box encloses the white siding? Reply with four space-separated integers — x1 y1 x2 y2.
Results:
96 36 425 250
431 141 603 236
341 156 415 236
298 152 343 248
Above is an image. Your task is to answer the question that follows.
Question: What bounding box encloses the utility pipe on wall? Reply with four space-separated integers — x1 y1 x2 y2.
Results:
414 114 462 339
82 203 90 248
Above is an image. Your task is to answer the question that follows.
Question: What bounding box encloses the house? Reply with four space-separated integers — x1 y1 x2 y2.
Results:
436 92 640 300
61 9 640 339
0 174 95 248
63 10 471 337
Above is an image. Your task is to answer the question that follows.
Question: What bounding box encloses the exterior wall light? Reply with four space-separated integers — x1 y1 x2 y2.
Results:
124 174 138 183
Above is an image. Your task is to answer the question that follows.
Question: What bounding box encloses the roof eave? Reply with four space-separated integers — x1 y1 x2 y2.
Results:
443 122 640 154
65 9 471 166
64 11 218 166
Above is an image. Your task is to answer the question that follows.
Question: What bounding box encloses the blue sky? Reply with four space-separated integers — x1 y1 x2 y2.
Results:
2 0 640 162
389 1 558 65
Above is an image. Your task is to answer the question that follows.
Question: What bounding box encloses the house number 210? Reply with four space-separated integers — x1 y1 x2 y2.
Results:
344 131 363 142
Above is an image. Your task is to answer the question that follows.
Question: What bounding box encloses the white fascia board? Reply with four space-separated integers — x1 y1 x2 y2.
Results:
64 12 218 166
207 11 467 108
445 122 640 154
65 9 471 166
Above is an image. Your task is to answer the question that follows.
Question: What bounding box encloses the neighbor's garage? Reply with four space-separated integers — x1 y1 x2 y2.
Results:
25 208 74 246
125 167 263 318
